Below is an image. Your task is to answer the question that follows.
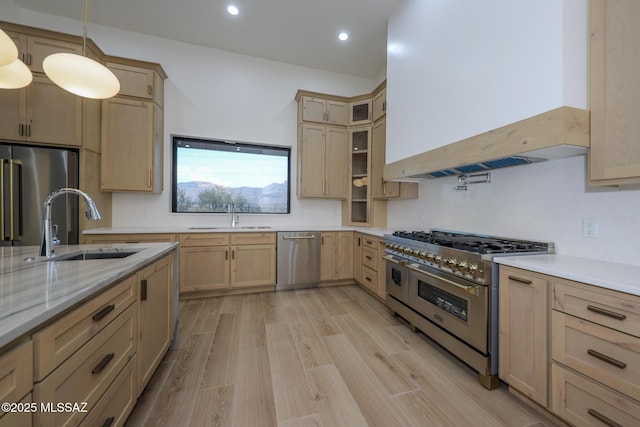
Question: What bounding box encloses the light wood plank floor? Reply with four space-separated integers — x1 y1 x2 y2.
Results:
125 285 554 427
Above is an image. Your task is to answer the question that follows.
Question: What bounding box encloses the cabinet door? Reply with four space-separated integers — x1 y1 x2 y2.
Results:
301 97 327 123
138 255 172 393
349 99 372 126
27 75 83 146
499 267 549 407
371 118 399 198
0 87 26 141
353 233 363 283
320 232 337 281
107 62 155 100
337 231 354 279
230 244 276 287
589 0 640 185
101 98 154 192
324 126 348 199
325 100 347 126
26 35 81 73
372 88 386 121
298 124 326 198
180 246 229 292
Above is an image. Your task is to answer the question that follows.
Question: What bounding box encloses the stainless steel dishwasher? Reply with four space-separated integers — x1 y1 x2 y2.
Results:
276 231 321 291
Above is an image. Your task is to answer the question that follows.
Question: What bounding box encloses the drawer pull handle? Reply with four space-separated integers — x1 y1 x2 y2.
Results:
587 408 622 427
366 256 373 260
587 349 627 369
508 275 532 285
92 304 116 322
102 416 115 427
92 353 115 375
365 276 372 282
141 279 148 301
587 304 626 321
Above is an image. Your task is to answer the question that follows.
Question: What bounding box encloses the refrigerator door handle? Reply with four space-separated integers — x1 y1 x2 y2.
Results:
0 158 5 241
9 159 23 242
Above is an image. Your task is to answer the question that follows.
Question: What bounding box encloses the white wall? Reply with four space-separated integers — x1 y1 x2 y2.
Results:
12 8 375 228
386 0 584 163
386 0 640 266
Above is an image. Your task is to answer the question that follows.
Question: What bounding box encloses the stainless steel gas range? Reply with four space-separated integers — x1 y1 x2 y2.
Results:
383 229 553 389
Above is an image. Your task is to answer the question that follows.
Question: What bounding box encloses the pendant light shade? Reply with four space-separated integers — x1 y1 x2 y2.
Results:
43 53 119 98
42 0 120 99
0 29 18 66
0 58 33 89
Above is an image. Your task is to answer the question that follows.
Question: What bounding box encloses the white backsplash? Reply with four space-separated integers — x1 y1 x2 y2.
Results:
387 155 640 266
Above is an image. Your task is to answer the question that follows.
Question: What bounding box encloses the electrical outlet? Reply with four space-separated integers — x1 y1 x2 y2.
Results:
583 219 599 239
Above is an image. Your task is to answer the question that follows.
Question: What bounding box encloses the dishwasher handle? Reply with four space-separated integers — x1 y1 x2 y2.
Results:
282 235 316 240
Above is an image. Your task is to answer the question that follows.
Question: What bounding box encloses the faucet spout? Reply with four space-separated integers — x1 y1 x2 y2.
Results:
229 204 239 228
40 188 102 257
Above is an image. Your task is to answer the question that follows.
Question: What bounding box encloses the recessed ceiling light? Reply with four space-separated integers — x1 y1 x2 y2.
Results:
338 32 349 41
227 5 239 16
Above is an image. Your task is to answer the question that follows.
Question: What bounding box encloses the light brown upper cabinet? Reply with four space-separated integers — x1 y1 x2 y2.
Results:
371 118 417 200
349 97 372 126
299 96 348 126
0 75 83 146
372 86 386 122
297 123 348 199
101 58 166 193
5 30 82 74
589 0 640 185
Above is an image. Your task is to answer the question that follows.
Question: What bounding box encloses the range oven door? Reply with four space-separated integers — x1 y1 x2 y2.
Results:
384 254 409 305
407 263 489 354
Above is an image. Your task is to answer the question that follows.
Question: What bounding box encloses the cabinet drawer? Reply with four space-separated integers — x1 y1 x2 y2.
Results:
362 235 378 249
0 393 31 427
179 233 230 247
230 232 276 245
553 279 640 337
33 275 136 381
552 363 640 427
552 310 640 401
79 356 136 427
0 340 32 415
363 246 378 271
33 305 136 427
362 266 378 292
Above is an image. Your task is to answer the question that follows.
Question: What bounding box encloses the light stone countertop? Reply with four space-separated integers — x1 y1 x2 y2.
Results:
495 254 640 297
0 242 178 349
83 225 392 238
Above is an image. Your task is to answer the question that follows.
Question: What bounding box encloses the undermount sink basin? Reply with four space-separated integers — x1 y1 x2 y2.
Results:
240 226 271 229
48 249 141 261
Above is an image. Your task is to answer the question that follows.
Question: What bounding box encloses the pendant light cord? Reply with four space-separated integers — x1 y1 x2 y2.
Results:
82 0 88 56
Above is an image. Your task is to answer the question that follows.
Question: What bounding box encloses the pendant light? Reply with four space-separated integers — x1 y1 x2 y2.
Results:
0 28 32 89
43 0 119 99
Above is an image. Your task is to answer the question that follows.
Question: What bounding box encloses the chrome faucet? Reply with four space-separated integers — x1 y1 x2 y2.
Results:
40 188 102 257
228 204 239 228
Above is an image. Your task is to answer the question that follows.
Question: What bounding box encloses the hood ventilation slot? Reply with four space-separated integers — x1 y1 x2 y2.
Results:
424 156 545 179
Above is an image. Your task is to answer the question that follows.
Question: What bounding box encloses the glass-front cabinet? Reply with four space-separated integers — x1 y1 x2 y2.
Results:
347 126 371 225
349 98 372 126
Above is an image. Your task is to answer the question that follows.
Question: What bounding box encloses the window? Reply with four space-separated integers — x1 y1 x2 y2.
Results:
172 136 290 213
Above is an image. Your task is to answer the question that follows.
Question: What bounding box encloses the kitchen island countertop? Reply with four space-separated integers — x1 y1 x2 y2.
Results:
495 254 640 297
0 242 178 349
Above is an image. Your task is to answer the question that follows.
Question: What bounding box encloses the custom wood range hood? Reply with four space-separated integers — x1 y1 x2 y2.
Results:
384 106 590 181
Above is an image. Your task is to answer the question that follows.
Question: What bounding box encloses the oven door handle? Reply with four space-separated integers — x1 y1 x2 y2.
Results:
383 255 407 266
406 263 480 296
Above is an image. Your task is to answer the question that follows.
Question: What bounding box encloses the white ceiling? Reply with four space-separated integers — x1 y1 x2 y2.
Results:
13 0 402 79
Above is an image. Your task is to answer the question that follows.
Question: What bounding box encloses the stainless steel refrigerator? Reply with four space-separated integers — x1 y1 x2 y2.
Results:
1 143 79 247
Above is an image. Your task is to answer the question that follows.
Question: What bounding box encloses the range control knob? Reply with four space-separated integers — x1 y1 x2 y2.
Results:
467 264 478 274
445 258 457 268
434 255 442 265
426 253 435 261
419 251 428 258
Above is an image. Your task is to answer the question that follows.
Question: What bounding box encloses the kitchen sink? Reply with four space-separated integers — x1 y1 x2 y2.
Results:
187 226 272 230
48 249 141 261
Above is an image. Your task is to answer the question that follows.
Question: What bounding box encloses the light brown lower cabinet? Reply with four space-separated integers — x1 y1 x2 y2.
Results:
499 264 640 425
138 254 173 393
498 266 549 407
354 234 385 300
0 394 32 427
0 340 32 421
179 232 276 293
320 231 353 282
